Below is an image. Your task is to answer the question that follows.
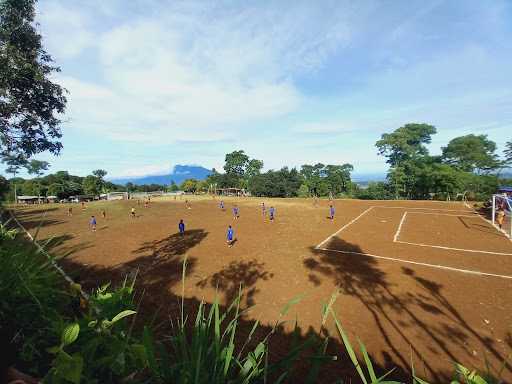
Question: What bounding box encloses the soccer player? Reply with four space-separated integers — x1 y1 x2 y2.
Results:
68 207 73 217
144 200 149 208
101 209 106 219
227 225 234 247
220 200 225 210
89 216 97 232
262 202 266 216
269 206 275 221
233 205 239 219
178 219 185 236
131 207 136 219
81 201 86 210
329 204 335 221
496 207 506 230
185 200 191 209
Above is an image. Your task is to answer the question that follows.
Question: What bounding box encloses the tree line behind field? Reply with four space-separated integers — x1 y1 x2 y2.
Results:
178 127 512 200
2 128 512 201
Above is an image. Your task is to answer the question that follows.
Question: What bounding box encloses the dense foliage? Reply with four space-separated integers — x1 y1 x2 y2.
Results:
0 0 67 159
374 124 511 201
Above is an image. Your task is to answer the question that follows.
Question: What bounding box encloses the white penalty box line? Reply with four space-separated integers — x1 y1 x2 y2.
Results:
393 210 512 256
315 247 512 280
314 205 512 279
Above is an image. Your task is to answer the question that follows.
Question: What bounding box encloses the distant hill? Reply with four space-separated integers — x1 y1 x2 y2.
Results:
110 165 211 186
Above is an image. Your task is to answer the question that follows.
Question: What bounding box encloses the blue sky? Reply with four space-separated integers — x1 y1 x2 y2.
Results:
15 0 512 178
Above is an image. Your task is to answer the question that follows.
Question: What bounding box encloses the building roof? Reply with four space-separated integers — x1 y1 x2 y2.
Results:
17 195 41 200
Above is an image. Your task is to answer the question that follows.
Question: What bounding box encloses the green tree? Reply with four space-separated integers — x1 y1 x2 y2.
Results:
181 178 198 193
504 140 512 164
224 150 250 177
0 0 67 158
92 169 108 192
168 181 179 192
2 152 27 200
25 159 49 196
82 175 100 195
376 123 436 199
376 123 436 167
442 134 501 173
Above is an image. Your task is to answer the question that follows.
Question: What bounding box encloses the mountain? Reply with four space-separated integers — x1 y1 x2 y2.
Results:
110 165 211 186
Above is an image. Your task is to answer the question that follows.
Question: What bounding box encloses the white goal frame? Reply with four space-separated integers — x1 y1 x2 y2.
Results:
492 194 512 239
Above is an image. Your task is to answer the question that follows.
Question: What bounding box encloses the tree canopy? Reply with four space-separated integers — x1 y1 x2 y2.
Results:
0 0 67 159
442 134 501 173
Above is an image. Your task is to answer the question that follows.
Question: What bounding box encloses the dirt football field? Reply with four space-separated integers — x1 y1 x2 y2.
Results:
13 197 512 382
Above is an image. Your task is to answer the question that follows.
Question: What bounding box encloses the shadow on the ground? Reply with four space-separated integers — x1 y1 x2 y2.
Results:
195 259 274 306
37 233 95 259
305 236 511 382
12 207 64 231
47 231 403 383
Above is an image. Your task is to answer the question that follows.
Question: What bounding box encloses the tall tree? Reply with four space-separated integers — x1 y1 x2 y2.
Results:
224 150 249 177
376 123 436 167
0 0 67 158
376 123 436 199
2 152 27 200
504 140 512 164
82 175 100 195
92 169 107 192
25 159 49 196
442 134 501 173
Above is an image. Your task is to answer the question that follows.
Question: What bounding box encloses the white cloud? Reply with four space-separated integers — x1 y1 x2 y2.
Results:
43 2 360 144
37 2 96 59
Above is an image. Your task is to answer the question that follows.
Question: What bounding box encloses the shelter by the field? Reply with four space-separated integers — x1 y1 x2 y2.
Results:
215 188 248 196
16 196 43 204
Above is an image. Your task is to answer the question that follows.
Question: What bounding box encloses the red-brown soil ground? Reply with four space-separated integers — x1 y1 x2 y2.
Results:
14 197 512 382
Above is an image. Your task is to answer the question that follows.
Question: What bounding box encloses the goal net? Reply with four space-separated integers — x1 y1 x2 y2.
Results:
492 194 512 238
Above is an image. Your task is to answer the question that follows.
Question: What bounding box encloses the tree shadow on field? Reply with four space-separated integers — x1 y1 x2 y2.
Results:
59 230 208 311
12 207 64 231
305 237 512 382
37 233 94 259
54 248 383 383
196 259 274 307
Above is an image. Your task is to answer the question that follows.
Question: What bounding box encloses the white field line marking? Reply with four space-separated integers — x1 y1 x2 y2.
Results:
373 206 473 213
315 247 512 280
395 240 512 256
315 206 375 249
393 211 408 242
406 212 478 218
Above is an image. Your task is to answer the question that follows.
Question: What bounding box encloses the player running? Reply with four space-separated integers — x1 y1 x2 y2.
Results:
89 216 97 232
101 209 106 219
233 205 239 219
227 225 235 247
68 207 73 216
219 200 225 210
329 204 335 221
178 219 185 236
269 206 275 222
261 202 266 216
131 207 136 219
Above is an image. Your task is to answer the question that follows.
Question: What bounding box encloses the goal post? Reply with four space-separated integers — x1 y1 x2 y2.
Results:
492 194 512 238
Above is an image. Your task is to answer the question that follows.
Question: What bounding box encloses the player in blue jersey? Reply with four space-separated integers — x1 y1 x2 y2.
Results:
329 204 335 221
178 219 185 236
233 205 239 219
220 200 225 210
227 225 234 247
89 215 97 232
269 206 275 222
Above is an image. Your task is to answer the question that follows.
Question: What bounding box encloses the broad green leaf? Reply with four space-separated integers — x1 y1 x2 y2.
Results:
111 309 137 324
61 323 80 347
